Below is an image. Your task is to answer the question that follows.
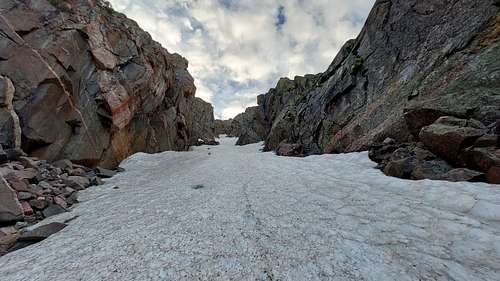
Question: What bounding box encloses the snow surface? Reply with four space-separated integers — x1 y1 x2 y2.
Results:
1 137 499 281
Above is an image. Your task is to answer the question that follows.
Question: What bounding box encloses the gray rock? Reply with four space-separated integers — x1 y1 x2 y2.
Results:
437 168 486 182
17 192 33 201
42 204 66 218
18 222 67 242
67 176 90 188
0 176 24 223
95 167 116 178
29 199 48 210
52 159 73 171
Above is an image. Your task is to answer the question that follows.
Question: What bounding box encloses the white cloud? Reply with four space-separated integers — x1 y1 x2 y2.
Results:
108 0 375 119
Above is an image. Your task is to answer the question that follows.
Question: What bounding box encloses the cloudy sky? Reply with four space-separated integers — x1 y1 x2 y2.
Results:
108 0 375 119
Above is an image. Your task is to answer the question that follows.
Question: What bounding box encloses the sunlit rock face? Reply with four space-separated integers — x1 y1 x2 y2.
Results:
0 0 215 168
236 0 500 155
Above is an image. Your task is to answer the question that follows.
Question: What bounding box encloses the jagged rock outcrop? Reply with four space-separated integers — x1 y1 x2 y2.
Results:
236 0 500 157
230 107 268 146
188 98 217 145
0 0 215 168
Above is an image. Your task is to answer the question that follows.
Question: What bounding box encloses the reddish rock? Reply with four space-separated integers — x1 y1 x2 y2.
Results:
277 143 304 157
4 175 30 192
20 201 33 216
487 166 500 184
0 1 215 168
14 168 38 181
403 109 447 138
474 134 498 148
53 196 67 209
419 117 487 164
462 147 500 173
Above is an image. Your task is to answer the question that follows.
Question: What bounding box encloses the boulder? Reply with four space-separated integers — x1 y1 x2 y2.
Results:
419 117 487 164
0 176 24 224
52 159 74 171
403 109 448 138
0 76 21 150
18 222 66 242
67 176 91 188
276 143 304 157
42 204 66 218
487 166 500 184
437 168 486 182
462 147 500 172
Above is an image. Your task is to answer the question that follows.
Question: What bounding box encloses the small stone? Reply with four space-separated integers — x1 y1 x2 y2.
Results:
63 187 76 196
68 168 86 176
29 198 48 210
383 138 396 145
91 176 104 186
66 193 78 205
53 196 68 209
37 181 52 189
474 134 498 148
20 201 34 216
14 222 28 230
17 191 34 200
15 168 38 181
67 176 90 188
19 157 40 169
95 167 116 178
42 204 66 218
4 174 29 192
52 159 73 170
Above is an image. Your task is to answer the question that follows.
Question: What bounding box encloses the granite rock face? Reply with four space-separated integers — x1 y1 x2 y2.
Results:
0 0 215 168
236 0 500 158
188 98 217 146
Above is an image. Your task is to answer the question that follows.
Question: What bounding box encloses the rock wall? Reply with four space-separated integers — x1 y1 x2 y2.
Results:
236 0 500 156
0 0 215 168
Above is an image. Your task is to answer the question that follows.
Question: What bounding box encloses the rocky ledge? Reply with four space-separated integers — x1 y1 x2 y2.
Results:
0 0 216 169
369 115 499 184
0 145 119 256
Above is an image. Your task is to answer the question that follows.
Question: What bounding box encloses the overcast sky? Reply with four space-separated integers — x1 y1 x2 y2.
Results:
108 0 375 119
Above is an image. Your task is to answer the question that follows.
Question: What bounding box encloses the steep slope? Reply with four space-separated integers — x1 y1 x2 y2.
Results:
1 138 499 280
236 0 499 154
0 0 215 168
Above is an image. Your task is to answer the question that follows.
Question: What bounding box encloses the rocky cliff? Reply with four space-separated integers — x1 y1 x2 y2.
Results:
0 0 215 168
232 0 500 182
